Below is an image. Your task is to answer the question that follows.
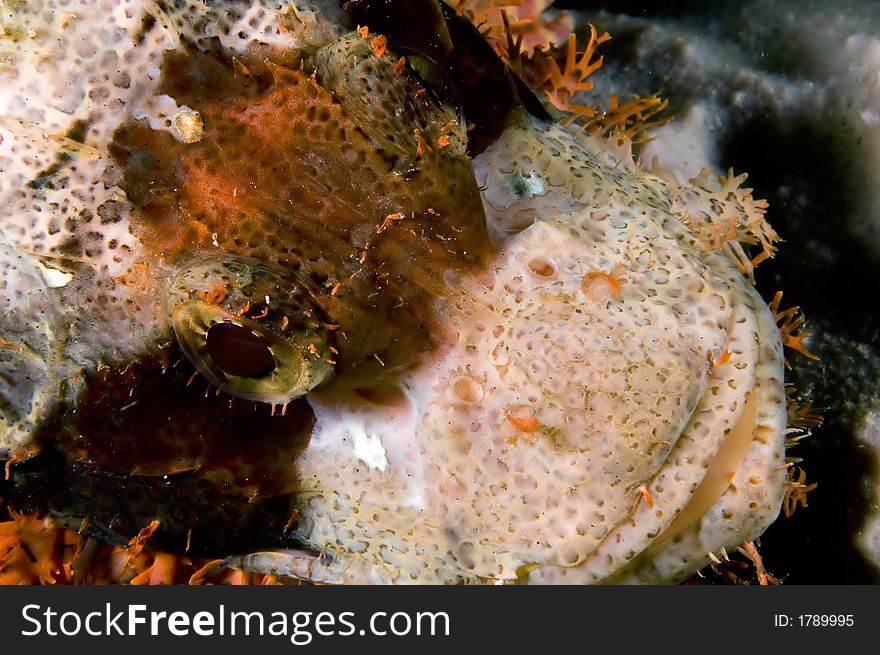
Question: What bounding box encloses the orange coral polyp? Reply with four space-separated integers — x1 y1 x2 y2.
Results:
770 291 819 364
535 27 611 116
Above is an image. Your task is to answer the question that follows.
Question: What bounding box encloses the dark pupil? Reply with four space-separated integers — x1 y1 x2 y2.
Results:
206 322 276 379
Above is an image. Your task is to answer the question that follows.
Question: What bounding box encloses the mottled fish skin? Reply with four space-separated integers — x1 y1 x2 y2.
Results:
1 0 492 554
113 35 492 390
0 0 788 583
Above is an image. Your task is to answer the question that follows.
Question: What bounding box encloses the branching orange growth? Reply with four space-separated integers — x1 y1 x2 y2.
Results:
737 540 779 586
583 92 672 145
452 1 672 147
787 398 824 431
0 510 68 584
783 467 818 518
674 168 779 283
528 26 610 118
784 385 824 451
500 3 574 64
0 511 297 585
693 543 777 585
452 1 573 63
770 291 819 365
377 211 406 234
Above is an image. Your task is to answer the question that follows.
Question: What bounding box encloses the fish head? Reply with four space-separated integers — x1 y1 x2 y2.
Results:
0 0 789 584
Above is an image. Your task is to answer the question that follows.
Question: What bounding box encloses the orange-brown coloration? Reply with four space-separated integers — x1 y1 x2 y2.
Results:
0 337 21 353
637 484 654 509
125 519 160 560
377 212 406 234
198 283 228 305
678 169 778 283
737 541 779 586
505 405 539 432
111 43 491 386
18 346 318 552
413 127 432 156
786 395 825 432
528 26 610 118
371 34 387 57
782 467 818 518
713 348 732 367
451 4 670 138
769 291 819 365
0 512 293 585
450 1 572 60
580 264 625 301
3 0 803 588
130 552 179 585
584 93 671 144
695 217 741 253
690 541 779 586
0 510 66 584
5 447 39 481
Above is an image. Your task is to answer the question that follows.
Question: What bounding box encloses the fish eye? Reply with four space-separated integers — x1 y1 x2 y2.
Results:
206 322 277 379
166 253 335 404
403 53 450 99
